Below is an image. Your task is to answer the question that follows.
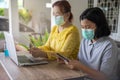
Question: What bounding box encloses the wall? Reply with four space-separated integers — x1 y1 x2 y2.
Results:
19 0 51 46
9 0 20 41
24 0 51 33
9 0 88 46
69 0 88 38
93 0 120 41
4 0 51 46
117 7 120 41
111 6 120 41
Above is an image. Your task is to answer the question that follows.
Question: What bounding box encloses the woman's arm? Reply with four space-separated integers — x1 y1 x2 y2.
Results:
66 60 108 80
66 41 118 80
39 27 80 60
29 47 47 58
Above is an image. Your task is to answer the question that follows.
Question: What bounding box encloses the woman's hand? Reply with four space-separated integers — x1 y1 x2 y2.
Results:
65 60 81 70
66 60 108 80
15 44 27 51
57 57 65 64
29 47 47 58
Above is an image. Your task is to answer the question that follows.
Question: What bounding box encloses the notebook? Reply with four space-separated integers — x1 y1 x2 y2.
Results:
4 32 48 66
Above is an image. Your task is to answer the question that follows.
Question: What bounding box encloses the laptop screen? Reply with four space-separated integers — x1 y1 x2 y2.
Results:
4 32 19 65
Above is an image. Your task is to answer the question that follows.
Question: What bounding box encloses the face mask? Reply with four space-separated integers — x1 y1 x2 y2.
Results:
55 16 65 26
82 29 94 40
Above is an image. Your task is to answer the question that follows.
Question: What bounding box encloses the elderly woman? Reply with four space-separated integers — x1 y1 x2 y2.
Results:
29 0 80 60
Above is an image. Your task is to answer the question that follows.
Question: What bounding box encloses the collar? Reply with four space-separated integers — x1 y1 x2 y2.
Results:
88 37 106 46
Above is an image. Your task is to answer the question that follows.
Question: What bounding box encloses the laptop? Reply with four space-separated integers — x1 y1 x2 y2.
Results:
4 32 48 66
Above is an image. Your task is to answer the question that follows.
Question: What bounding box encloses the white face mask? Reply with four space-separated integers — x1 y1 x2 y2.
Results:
54 16 65 26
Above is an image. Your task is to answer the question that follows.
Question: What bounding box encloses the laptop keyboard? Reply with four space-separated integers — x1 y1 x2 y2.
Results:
17 55 48 63
17 55 33 63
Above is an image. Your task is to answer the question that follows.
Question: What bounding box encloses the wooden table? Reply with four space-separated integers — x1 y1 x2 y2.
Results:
0 54 85 80
0 63 10 80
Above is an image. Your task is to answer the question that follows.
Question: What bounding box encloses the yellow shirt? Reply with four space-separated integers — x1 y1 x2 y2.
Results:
38 25 80 60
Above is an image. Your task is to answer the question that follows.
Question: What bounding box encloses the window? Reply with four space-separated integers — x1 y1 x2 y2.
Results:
0 0 23 8
0 0 8 8
18 0 23 9
88 0 120 33
97 0 120 33
88 0 94 8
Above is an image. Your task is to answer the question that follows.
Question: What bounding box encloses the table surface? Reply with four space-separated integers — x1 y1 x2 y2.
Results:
0 63 10 80
0 53 85 80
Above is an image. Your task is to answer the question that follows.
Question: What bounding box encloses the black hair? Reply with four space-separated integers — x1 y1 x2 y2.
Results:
79 7 111 39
